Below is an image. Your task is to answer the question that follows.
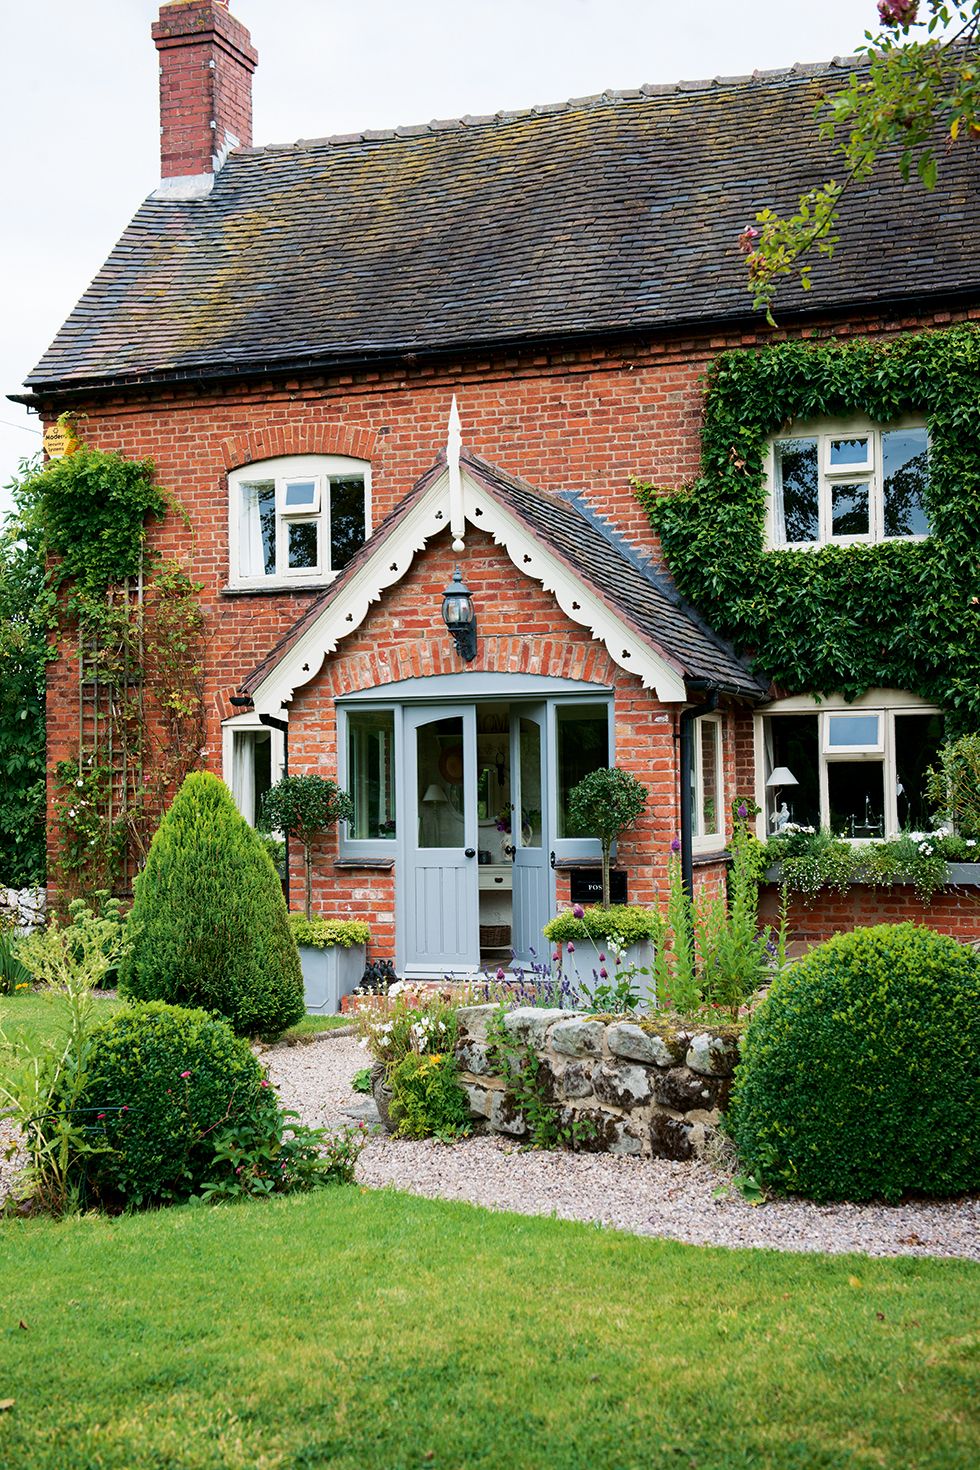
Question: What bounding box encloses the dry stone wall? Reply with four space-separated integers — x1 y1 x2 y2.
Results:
454 1004 741 1161
0 888 46 934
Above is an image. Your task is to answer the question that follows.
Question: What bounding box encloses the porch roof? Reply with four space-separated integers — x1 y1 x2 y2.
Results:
239 450 765 703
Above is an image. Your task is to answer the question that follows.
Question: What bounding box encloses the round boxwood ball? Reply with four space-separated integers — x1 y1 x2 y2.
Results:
77 1002 275 1208
728 923 980 1202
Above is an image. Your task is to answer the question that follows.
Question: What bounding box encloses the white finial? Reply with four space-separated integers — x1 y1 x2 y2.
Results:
447 394 465 552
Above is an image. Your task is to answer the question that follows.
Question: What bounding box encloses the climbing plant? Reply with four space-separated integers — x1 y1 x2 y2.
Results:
15 429 206 895
636 325 980 727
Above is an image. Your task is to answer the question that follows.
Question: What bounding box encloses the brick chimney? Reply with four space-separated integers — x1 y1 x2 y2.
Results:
152 0 257 195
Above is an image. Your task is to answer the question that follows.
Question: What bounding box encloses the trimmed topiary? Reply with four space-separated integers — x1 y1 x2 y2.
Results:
728 923 980 1202
75 1002 275 1208
120 771 304 1037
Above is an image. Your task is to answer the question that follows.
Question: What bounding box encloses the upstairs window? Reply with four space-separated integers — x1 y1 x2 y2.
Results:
229 455 370 589
768 420 929 549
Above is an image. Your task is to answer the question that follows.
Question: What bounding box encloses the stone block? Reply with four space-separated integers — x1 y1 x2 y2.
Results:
455 1039 493 1075
455 1004 498 1043
559 1059 596 1099
461 1082 492 1119
606 1021 684 1067
686 1031 740 1077
549 1017 605 1057
649 1113 694 1161
651 1067 725 1113
558 1107 642 1154
490 1089 527 1136
502 1007 569 1047
592 1060 652 1109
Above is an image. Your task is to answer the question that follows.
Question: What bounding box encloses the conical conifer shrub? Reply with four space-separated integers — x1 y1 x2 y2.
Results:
120 771 305 1037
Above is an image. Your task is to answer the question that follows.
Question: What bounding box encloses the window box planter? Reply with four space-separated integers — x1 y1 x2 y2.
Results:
765 862 980 888
288 916 370 1015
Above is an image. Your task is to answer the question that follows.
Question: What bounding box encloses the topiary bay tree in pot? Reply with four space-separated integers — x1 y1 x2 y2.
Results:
567 766 648 908
262 774 360 1013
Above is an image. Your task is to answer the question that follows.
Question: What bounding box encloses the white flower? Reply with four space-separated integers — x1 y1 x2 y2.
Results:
358 1036 369 1050
389 982 405 997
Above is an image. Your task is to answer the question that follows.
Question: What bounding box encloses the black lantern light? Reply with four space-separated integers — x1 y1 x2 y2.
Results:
441 566 477 663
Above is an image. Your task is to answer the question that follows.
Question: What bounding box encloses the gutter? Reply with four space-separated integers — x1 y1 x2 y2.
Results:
678 685 719 901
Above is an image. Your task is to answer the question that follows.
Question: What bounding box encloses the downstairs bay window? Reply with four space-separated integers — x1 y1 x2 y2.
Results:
755 694 943 840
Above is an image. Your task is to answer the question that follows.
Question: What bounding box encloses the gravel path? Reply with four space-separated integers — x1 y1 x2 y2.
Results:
263 1034 980 1262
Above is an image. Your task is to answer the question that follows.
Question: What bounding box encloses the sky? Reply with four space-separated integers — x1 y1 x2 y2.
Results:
0 0 880 521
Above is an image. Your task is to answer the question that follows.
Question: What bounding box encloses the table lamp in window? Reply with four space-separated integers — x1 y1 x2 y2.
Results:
766 766 798 832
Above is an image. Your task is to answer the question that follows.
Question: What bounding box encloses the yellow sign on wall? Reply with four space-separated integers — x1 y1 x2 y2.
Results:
43 422 79 459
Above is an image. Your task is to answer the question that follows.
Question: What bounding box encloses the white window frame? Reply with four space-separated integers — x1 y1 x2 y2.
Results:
765 416 930 550
221 712 285 827
228 454 372 590
753 690 942 842
692 714 725 851
337 703 399 855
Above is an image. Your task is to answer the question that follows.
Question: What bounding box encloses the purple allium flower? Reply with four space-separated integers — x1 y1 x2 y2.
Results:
572 903 585 920
567 941 575 954
598 953 606 963
670 836 681 854
599 967 608 980
495 967 506 980
552 950 560 962
737 801 748 819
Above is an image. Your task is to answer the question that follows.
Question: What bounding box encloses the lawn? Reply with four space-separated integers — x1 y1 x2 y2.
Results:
0 989 350 1053
0 1188 977 1470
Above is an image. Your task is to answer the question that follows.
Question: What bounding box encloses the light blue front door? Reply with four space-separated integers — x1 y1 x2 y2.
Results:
509 704 553 965
402 704 480 976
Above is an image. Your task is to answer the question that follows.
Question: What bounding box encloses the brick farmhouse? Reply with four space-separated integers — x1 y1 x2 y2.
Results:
17 0 980 970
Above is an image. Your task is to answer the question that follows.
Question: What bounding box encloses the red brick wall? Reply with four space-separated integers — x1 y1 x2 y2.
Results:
759 882 980 944
36 305 977 944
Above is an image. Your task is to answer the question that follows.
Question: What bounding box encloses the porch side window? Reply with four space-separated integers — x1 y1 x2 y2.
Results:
759 699 942 840
347 709 396 840
692 715 724 845
225 724 281 828
556 702 610 837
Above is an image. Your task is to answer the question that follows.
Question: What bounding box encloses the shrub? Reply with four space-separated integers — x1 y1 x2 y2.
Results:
288 915 371 949
566 767 648 907
120 772 304 1038
261 774 354 920
74 1002 276 1208
728 923 980 1202
388 1052 471 1140
543 905 661 947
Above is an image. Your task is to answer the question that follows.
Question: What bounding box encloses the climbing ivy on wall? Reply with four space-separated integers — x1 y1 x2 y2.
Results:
637 326 980 727
14 435 207 895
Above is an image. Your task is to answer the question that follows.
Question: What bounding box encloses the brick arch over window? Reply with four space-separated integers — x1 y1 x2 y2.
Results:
219 424 379 472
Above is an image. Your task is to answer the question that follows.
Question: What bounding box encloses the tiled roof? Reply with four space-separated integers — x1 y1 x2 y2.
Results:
26 58 980 392
241 450 765 700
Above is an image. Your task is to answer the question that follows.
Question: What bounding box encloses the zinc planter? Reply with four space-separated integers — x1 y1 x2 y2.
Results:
288 916 372 1015
560 939 656 1002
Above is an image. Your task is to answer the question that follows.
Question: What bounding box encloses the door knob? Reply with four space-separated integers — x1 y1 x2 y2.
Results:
464 848 476 858
503 844 516 857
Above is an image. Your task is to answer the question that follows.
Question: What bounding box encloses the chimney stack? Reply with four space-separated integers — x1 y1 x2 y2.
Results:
152 0 257 196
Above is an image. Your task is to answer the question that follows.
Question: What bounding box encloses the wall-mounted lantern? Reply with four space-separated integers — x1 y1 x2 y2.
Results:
441 566 477 663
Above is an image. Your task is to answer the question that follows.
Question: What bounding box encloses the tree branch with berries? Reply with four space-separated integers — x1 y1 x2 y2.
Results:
742 2 980 321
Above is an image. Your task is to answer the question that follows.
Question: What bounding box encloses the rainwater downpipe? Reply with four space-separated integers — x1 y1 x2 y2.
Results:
259 713 290 911
678 687 719 901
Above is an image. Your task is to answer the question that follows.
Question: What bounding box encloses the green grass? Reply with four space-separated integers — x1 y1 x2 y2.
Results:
0 1188 976 1469
0 988 123 1051
278 1012 355 1043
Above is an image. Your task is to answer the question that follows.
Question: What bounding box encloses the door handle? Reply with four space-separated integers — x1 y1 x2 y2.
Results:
464 848 476 858
503 844 516 858
550 850 556 869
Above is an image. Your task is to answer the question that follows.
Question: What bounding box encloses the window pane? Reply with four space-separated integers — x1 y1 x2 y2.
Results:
766 715 819 832
828 762 885 838
417 717 465 848
330 476 367 570
287 519 318 570
699 721 720 837
831 481 870 537
240 482 276 578
284 478 317 510
519 717 543 848
775 439 819 543
827 714 880 748
883 428 930 537
830 437 870 468
894 712 944 831
557 703 609 837
348 710 396 839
